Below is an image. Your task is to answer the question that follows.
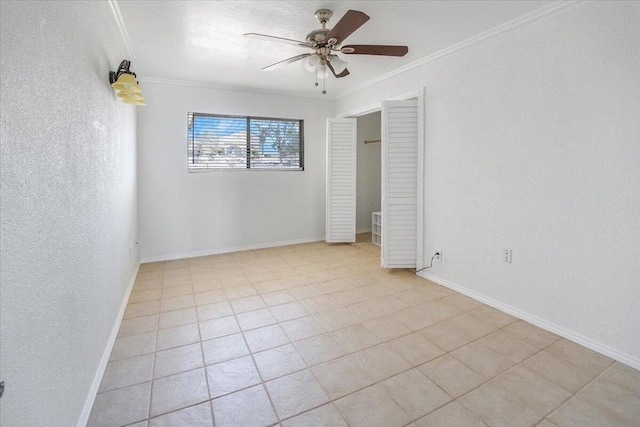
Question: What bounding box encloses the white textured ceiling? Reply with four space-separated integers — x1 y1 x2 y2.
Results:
116 0 553 98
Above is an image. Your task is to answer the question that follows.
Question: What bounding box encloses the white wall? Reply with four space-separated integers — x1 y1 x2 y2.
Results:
336 1 640 367
0 2 138 426
137 82 334 261
356 112 382 232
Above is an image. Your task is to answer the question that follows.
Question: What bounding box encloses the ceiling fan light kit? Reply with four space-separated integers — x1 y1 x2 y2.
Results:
244 8 409 94
329 55 348 74
304 58 330 79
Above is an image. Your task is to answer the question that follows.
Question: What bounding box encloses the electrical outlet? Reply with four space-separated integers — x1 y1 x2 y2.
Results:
435 250 442 263
503 249 512 263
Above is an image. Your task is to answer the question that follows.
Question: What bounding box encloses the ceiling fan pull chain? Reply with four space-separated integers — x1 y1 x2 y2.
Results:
322 76 326 95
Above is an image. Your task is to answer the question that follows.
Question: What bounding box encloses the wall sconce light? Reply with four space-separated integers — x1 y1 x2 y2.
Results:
109 60 146 106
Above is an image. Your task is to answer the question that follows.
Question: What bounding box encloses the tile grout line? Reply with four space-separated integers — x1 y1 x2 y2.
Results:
449 323 609 425
543 355 617 422
100 278 490 388
193 279 216 427
99 284 494 395
146 269 164 422
107 238 624 426
236 316 282 425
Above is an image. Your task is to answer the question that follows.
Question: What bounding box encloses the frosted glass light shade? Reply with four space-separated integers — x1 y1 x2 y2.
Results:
309 55 321 66
303 55 329 79
117 91 144 100
304 60 314 73
316 64 329 79
330 56 347 74
123 98 146 106
111 73 141 93
304 55 322 73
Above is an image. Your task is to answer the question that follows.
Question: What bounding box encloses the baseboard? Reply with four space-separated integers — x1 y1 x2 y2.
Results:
419 272 640 371
77 262 140 427
140 236 326 263
356 228 372 234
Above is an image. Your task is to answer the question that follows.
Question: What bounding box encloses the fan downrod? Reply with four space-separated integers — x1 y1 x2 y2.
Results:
307 9 333 43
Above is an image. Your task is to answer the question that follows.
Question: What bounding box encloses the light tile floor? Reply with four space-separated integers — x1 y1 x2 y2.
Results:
89 235 640 426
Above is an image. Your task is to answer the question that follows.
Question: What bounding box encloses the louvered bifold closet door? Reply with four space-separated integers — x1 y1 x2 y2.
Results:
382 100 418 268
326 118 357 243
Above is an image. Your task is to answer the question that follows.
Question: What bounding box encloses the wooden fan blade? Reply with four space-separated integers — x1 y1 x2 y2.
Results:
262 53 312 71
341 44 409 57
325 10 370 45
336 68 350 78
244 33 313 48
326 61 350 78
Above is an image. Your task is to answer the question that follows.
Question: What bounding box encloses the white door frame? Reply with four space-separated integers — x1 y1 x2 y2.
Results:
339 87 425 270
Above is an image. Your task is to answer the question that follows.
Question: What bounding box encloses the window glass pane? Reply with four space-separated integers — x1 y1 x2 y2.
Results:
249 119 301 169
188 114 247 169
187 113 303 171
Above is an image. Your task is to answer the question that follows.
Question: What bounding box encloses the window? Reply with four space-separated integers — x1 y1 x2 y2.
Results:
187 112 304 171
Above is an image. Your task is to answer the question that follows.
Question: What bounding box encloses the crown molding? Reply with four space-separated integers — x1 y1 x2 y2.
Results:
108 0 580 102
139 76 337 101
338 0 580 100
107 0 137 66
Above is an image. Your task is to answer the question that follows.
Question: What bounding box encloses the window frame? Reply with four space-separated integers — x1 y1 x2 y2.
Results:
187 112 305 172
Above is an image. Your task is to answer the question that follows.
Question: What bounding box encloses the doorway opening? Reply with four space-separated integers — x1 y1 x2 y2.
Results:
355 111 382 247
327 88 424 269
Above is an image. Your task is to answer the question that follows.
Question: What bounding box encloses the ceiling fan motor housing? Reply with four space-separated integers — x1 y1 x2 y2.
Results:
306 28 330 44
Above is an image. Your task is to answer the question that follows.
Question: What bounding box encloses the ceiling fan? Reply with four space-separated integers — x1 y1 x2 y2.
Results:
244 9 408 92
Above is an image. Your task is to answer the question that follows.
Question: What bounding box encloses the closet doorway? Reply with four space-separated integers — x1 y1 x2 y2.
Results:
326 90 424 269
355 111 382 245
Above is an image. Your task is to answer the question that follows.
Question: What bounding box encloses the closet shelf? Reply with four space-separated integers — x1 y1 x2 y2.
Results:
372 211 382 246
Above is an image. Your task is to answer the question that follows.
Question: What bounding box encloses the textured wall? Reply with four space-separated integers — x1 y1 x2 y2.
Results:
0 2 138 426
336 1 640 365
356 112 382 231
137 82 334 261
